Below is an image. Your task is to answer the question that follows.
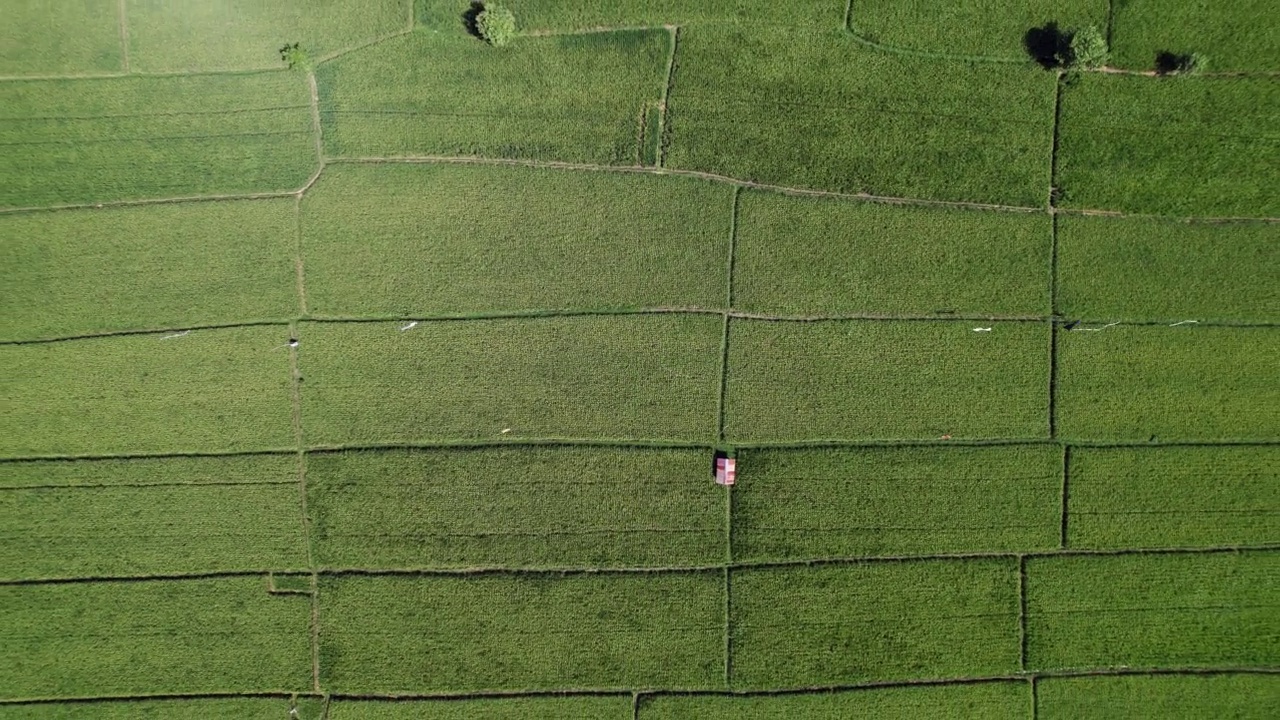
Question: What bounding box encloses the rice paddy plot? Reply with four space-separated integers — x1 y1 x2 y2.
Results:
732 445 1061 561
1054 325 1279 441
1066 446 1280 550
1025 551 1280 671
299 316 722 445
316 29 669 164
417 0 838 32
0 455 307 580
1 326 295 457
640 681 1029 719
307 447 724 569
1037 673 1280 720
732 190 1050 316
301 163 731 317
1056 214 1280 323
0 576 311 699
723 319 1050 442
0 698 317 720
125 0 409 73
664 26 1056 206
0 0 122 76
849 0 1107 60
0 72 316 208
730 559 1021 688
1056 74 1279 217
1 199 298 341
1110 0 1280 72
329 696 631 720
318 571 723 693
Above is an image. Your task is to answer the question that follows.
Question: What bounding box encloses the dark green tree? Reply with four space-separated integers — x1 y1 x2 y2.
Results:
1064 26 1108 69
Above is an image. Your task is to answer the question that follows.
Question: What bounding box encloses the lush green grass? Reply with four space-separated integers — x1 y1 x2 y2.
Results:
732 445 1061 561
0 576 311 698
307 447 724 569
0 0 122 76
126 0 409 73
665 26 1056 206
0 72 315 208
1110 0 1280 72
1 199 297 341
318 571 723 692
417 0 839 31
1056 74 1279 217
733 190 1051 315
0 698 318 720
1037 674 1280 719
642 681 1028 719
1055 326 1279 441
1 326 296 457
301 163 731 316
850 0 1107 59
1066 446 1279 550
0 455 306 579
724 319 1050 441
1057 215 1280 322
730 559 1021 687
317 30 669 164
330 697 631 720
299 316 722 445
1025 551 1280 670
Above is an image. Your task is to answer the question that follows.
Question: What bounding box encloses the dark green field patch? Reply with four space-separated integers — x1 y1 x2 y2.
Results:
641 681 1029 719
850 0 1107 60
299 316 722 445
0 72 316 208
1025 551 1280 671
1057 215 1280 323
0 326 296 457
1 199 297 341
732 190 1050 316
724 319 1050 442
317 30 669 164
1067 446 1279 550
1037 673 1280 719
1055 326 1279 441
733 445 1061 561
729 559 1021 688
0 454 306 579
0 697 305 720
318 571 723 692
665 26 1056 206
0 576 311 698
418 0 838 32
301 163 730 317
126 0 408 73
1056 74 1279 217
0 0 122 76
308 446 724 569
329 696 631 720
1110 0 1279 72
0 453 294 489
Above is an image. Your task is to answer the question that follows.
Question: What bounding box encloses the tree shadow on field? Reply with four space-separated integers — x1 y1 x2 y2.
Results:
462 1 484 39
1024 22 1069 69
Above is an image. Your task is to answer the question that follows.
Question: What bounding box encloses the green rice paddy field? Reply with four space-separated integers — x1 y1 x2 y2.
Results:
1 1 1277 717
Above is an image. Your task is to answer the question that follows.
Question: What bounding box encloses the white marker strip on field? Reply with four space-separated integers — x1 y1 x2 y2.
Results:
400 321 418 331
1079 321 1121 332
160 330 190 340
972 327 992 332
1169 319 1199 327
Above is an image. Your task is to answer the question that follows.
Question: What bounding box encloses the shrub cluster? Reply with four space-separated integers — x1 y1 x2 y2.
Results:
476 4 517 47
